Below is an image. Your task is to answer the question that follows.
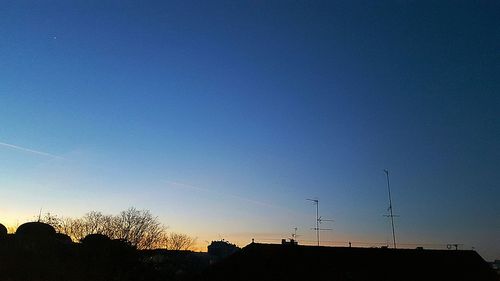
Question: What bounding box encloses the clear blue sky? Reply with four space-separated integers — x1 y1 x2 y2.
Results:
1 1 499 259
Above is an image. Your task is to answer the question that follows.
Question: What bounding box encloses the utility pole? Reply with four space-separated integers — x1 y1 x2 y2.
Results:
384 169 397 249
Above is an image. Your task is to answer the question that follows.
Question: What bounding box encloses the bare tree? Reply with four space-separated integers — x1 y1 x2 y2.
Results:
163 232 197 251
41 212 65 233
112 207 164 249
81 212 113 235
41 213 78 241
41 212 109 242
59 217 85 241
40 207 193 250
61 215 114 242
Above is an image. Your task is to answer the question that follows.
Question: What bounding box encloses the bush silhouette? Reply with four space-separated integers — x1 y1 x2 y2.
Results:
0 223 7 238
16 222 56 239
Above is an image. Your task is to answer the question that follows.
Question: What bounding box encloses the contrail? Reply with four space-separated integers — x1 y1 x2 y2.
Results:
164 180 287 211
165 181 213 193
0 141 63 159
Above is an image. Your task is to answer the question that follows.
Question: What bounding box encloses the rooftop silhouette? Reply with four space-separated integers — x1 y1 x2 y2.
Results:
202 242 498 281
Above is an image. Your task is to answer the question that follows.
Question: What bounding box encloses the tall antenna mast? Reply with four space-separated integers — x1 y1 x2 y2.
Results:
306 198 333 246
307 199 320 246
384 169 397 249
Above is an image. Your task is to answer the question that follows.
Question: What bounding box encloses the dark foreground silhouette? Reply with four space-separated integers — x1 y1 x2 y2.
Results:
202 242 499 281
0 222 498 281
0 222 212 281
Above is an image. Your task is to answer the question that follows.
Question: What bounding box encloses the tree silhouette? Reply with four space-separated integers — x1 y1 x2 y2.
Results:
113 207 164 249
40 207 196 250
163 232 197 251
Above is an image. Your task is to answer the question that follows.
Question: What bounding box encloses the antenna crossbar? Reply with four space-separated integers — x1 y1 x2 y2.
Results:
306 198 333 246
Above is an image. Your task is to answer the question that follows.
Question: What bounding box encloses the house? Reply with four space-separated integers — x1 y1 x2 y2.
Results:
207 240 240 260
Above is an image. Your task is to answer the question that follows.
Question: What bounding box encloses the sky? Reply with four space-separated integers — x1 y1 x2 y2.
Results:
0 1 499 260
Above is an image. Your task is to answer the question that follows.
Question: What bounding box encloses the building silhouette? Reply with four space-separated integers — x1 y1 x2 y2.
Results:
208 240 240 259
202 243 498 281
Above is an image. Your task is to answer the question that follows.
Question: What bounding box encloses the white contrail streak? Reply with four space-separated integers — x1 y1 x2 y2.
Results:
0 141 63 159
164 180 298 214
165 181 213 193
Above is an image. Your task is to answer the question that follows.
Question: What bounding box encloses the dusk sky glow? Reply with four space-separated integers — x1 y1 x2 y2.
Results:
1 1 499 259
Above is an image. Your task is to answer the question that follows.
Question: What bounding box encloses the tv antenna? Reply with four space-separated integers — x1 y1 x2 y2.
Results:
384 169 398 249
37 207 42 222
306 198 333 246
291 227 300 240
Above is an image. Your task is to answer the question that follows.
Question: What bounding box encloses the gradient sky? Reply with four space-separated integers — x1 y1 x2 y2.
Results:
1 1 499 260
